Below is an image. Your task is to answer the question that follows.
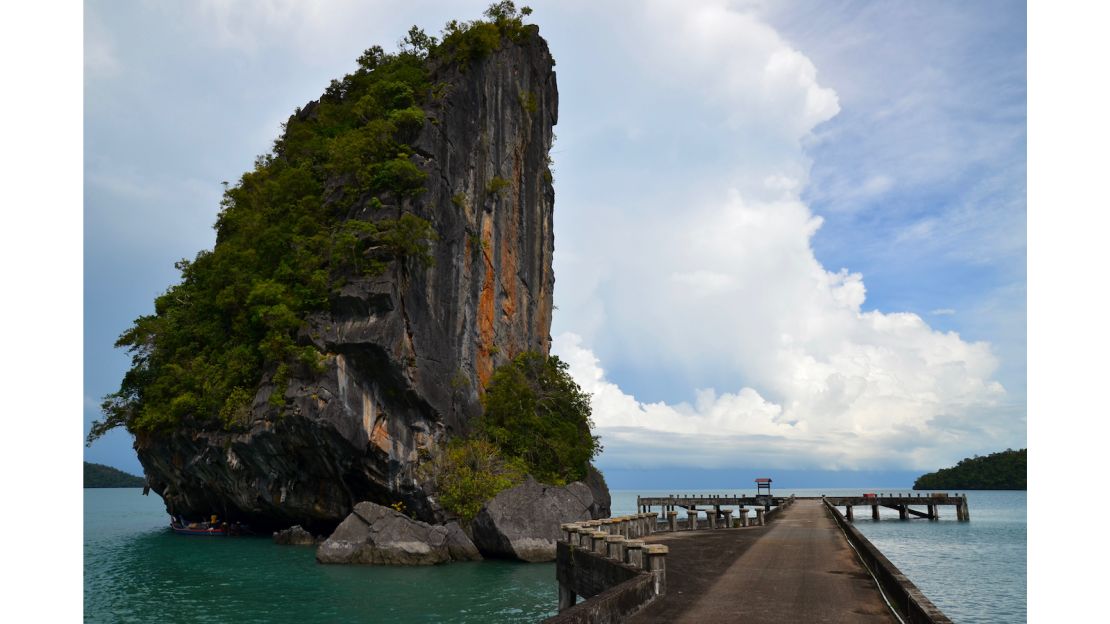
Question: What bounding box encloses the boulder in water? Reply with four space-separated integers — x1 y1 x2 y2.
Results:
273 525 320 546
316 502 481 565
471 477 600 562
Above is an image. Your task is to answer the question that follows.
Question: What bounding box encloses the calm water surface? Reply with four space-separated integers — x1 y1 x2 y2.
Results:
84 489 557 623
87 487 1024 622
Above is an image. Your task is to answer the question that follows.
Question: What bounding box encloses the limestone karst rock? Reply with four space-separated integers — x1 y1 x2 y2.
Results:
135 29 560 534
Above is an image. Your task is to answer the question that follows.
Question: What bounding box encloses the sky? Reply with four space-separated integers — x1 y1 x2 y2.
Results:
83 0 1027 480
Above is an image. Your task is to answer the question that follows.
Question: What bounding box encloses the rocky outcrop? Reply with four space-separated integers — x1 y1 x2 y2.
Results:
316 502 481 565
273 525 320 546
584 465 612 519
135 31 559 533
471 477 605 562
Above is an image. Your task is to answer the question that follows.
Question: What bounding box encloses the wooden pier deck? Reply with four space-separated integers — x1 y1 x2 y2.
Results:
628 499 896 623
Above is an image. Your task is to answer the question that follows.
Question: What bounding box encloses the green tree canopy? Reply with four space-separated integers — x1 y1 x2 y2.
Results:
913 448 1027 490
478 352 601 485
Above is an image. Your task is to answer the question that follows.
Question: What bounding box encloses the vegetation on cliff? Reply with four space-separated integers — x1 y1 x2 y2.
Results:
479 352 601 485
87 2 539 445
913 448 1026 490
84 462 145 488
420 352 601 522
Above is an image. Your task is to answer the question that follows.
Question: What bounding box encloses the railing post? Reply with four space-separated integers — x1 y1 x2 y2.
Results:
565 525 581 547
591 531 608 555
624 539 645 568
561 523 580 543
605 534 626 561
644 545 669 596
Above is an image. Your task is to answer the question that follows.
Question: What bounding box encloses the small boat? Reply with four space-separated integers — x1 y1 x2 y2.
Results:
170 516 229 536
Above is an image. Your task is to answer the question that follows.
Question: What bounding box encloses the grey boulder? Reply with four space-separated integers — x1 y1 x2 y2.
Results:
316 502 481 565
471 478 600 562
273 525 320 545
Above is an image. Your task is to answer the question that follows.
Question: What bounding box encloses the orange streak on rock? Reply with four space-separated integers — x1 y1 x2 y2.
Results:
477 215 496 389
370 416 391 454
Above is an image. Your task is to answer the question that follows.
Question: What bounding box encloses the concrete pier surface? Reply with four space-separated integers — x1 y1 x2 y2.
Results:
628 499 896 623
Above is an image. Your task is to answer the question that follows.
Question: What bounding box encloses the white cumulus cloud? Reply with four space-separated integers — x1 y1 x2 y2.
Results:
549 0 1011 470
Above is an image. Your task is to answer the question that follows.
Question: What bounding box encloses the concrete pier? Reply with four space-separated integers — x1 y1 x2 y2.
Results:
626 500 900 623
553 498 953 624
825 494 969 522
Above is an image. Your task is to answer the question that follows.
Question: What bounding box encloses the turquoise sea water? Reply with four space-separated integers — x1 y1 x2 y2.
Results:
84 489 557 623
86 487 1025 623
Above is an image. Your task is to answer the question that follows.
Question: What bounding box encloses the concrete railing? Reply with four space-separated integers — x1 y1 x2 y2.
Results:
546 515 668 624
823 500 953 624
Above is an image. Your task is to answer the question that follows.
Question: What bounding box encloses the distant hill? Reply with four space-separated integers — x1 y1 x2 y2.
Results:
913 449 1026 490
84 462 145 488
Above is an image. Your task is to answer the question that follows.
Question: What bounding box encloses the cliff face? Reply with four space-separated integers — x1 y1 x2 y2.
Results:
136 35 557 532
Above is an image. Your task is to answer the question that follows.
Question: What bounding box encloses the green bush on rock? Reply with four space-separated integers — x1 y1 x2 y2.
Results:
478 352 601 486
418 438 527 523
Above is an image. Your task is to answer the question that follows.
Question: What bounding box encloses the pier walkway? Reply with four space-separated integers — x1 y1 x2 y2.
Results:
628 499 896 623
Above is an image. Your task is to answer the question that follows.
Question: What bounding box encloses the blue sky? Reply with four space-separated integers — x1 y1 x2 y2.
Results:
83 0 1026 479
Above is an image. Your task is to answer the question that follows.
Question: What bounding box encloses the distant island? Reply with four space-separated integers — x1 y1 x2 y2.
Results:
913 448 1026 490
85 461 145 488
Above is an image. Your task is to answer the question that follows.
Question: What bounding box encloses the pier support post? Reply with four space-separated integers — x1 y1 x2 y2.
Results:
688 507 698 530
558 583 576 611
957 497 970 521
755 508 765 526
644 545 669 596
722 509 734 528
846 505 854 522
707 509 717 529
738 507 748 527
667 510 678 532
872 505 880 520
898 505 908 520
927 504 936 520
